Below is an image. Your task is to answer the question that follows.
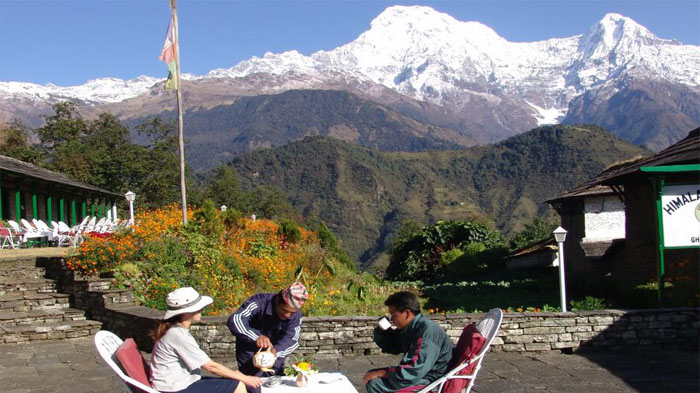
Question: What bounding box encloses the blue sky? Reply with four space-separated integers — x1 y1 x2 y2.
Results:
1 0 698 86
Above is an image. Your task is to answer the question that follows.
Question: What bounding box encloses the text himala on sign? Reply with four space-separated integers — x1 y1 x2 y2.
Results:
661 184 700 247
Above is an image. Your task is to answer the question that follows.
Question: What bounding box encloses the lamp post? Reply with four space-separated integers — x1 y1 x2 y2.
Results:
221 205 227 212
553 226 568 312
125 191 135 225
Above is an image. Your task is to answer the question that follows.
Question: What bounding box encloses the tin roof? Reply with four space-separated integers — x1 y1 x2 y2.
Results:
0 154 122 198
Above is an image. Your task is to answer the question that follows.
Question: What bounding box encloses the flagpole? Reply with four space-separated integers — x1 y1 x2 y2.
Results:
171 0 188 225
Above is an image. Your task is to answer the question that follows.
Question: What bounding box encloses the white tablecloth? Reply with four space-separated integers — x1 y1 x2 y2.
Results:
261 372 359 393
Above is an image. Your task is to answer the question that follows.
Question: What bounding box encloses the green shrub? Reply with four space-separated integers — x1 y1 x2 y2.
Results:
278 219 302 243
221 209 244 230
570 296 608 311
191 199 224 237
444 243 483 277
248 236 278 258
317 222 338 249
386 220 505 281
316 221 355 271
140 235 192 280
440 248 464 266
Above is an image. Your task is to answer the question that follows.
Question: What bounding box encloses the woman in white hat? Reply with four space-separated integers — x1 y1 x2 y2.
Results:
149 287 263 393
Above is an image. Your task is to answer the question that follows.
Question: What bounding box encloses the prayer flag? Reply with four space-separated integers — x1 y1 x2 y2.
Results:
159 13 178 90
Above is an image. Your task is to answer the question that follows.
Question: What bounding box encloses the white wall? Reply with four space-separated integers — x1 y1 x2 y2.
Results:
583 195 625 241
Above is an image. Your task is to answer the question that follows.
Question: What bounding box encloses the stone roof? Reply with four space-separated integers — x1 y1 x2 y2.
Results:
0 154 121 198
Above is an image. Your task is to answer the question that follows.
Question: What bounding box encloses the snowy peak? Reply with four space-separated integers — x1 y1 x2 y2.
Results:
368 5 501 42
572 12 700 89
1 5 699 109
0 75 161 103
580 13 660 57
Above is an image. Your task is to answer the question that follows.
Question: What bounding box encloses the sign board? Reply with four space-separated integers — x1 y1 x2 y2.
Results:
660 184 700 247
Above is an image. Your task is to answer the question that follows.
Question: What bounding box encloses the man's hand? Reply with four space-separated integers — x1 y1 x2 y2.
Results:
255 335 273 349
363 369 389 384
243 375 263 388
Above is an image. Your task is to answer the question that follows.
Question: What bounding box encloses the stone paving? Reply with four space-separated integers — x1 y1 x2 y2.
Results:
1 337 697 393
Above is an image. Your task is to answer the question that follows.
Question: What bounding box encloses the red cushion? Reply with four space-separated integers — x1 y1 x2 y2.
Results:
115 338 152 392
442 324 486 393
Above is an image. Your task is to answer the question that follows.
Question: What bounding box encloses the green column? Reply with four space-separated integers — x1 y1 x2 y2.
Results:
91 201 96 217
47 196 53 222
59 198 65 223
82 201 87 221
71 200 77 226
652 177 667 307
15 190 21 220
32 192 38 220
98 200 103 218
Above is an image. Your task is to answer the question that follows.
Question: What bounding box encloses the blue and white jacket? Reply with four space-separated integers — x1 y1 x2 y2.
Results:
227 293 302 375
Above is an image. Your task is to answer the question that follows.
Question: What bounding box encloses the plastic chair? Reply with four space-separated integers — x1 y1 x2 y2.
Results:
94 330 160 393
0 224 20 249
398 308 503 393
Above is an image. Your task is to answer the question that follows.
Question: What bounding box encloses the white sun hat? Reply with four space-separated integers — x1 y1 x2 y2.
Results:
163 287 213 320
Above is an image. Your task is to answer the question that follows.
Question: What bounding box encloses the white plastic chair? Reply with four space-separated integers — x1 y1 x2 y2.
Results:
85 216 98 233
9 219 41 245
73 215 90 232
94 330 160 393
413 308 503 393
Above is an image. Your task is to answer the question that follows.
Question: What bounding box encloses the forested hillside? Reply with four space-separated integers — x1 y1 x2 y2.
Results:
137 90 475 171
228 125 649 265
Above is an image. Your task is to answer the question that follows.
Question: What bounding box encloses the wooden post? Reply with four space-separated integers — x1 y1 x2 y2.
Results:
171 0 188 225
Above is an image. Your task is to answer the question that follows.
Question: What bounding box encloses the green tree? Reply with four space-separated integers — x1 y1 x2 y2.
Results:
205 165 243 208
510 217 558 250
37 101 93 182
241 186 296 220
134 117 183 209
31 103 185 209
0 119 41 163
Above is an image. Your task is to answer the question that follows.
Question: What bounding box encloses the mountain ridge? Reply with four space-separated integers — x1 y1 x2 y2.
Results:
1 6 698 149
227 124 651 264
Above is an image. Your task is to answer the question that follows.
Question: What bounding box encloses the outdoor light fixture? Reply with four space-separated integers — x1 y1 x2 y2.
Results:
125 191 136 225
221 205 227 212
553 226 568 312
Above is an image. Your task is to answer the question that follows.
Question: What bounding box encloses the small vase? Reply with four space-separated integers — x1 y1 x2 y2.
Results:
295 374 308 387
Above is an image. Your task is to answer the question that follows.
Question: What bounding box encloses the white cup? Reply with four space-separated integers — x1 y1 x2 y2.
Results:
377 316 391 330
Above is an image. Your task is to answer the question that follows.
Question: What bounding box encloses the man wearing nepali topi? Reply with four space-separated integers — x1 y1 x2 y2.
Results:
227 282 308 390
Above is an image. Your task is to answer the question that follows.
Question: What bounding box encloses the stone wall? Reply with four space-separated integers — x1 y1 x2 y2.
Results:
39 257 699 357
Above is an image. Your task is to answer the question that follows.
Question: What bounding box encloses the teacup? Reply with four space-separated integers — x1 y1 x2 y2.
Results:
377 316 391 330
267 376 282 387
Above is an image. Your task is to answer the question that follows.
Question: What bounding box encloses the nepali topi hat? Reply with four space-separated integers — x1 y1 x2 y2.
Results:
281 282 309 309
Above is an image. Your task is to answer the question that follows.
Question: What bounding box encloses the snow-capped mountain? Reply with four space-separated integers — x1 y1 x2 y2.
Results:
1 6 699 149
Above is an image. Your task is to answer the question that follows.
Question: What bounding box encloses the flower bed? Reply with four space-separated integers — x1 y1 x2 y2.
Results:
65 204 393 316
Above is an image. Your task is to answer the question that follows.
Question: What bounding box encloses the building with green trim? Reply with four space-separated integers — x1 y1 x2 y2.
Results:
548 128 699 307
0 155 122 225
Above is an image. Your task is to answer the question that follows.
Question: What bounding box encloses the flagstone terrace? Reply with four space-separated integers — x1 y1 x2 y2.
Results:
0 251 698 393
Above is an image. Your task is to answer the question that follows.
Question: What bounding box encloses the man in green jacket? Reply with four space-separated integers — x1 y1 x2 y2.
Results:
364 291 453 393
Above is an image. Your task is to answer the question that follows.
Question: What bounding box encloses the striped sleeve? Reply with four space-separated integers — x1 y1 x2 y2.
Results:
227 298 262 343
